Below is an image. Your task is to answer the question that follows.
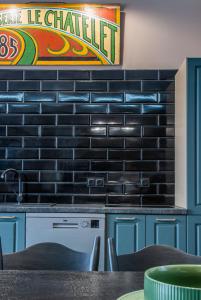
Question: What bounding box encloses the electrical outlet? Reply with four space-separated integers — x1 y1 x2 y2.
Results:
141 178 150 187
87 178 96 187
96 178 105 187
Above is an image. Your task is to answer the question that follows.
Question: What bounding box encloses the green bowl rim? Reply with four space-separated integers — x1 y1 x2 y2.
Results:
145 264 201 291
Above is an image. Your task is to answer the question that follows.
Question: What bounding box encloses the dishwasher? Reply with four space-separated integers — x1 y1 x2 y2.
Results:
26 213 105 270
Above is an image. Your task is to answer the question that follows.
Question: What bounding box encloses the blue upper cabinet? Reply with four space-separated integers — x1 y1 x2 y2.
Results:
146 215 187 251
0 213 25 254
107 214 145 256
176 58 201 213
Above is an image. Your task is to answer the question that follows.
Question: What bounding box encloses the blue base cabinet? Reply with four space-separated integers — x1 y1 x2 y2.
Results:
107 214 145 256
187 215 201 255
0 213 25 254
107 214 187 259
146 215 186 251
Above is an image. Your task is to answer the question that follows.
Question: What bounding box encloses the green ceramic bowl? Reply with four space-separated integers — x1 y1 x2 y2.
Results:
144 265 201 300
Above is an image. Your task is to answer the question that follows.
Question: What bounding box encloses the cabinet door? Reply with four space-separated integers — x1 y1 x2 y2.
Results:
107 214 145 256
187 59 201 213
0 213 25 254
187 215 201 255
146 215 186 251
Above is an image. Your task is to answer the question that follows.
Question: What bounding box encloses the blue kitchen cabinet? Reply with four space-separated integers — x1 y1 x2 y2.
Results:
107 214 145 256
187 215 201 255
146 215 186 251
0 213 25 254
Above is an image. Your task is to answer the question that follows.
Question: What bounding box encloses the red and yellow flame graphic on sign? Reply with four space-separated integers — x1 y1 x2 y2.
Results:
0 4 120 65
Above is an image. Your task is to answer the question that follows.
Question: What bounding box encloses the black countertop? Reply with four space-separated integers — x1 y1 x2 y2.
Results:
0 271 144 300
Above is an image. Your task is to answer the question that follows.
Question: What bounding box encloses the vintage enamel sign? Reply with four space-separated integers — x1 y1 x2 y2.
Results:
0 4 120 65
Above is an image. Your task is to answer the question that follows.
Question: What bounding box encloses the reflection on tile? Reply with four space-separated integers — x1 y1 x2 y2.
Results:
126 93 157 103
143 104 174 114
24 92 56 102
75 126 106 136
59 92 89 102
109 126 141 137
0 92 23 102
91 115 123 125
92 93 123 102
108 172 140 183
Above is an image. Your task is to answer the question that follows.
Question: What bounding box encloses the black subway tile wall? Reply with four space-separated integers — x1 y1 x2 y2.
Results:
0 69 175 206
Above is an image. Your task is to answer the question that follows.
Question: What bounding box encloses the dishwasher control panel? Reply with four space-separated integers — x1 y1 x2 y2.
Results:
91 220 99 228
81 220 99 228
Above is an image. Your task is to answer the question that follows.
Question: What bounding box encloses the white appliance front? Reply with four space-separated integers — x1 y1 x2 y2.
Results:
26 213 105 270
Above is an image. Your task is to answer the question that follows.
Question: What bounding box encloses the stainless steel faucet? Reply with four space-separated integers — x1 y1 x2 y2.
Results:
1 169 23 205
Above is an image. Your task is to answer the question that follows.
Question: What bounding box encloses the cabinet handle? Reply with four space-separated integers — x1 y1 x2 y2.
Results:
156 218 176 222
115 217 136 221
0 216 16 219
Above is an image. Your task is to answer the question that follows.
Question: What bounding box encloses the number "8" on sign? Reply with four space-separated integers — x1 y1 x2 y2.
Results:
0 34 18 59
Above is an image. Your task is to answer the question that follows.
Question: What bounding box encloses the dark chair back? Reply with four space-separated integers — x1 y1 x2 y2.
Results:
3 236 100 271
108 238 201 271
